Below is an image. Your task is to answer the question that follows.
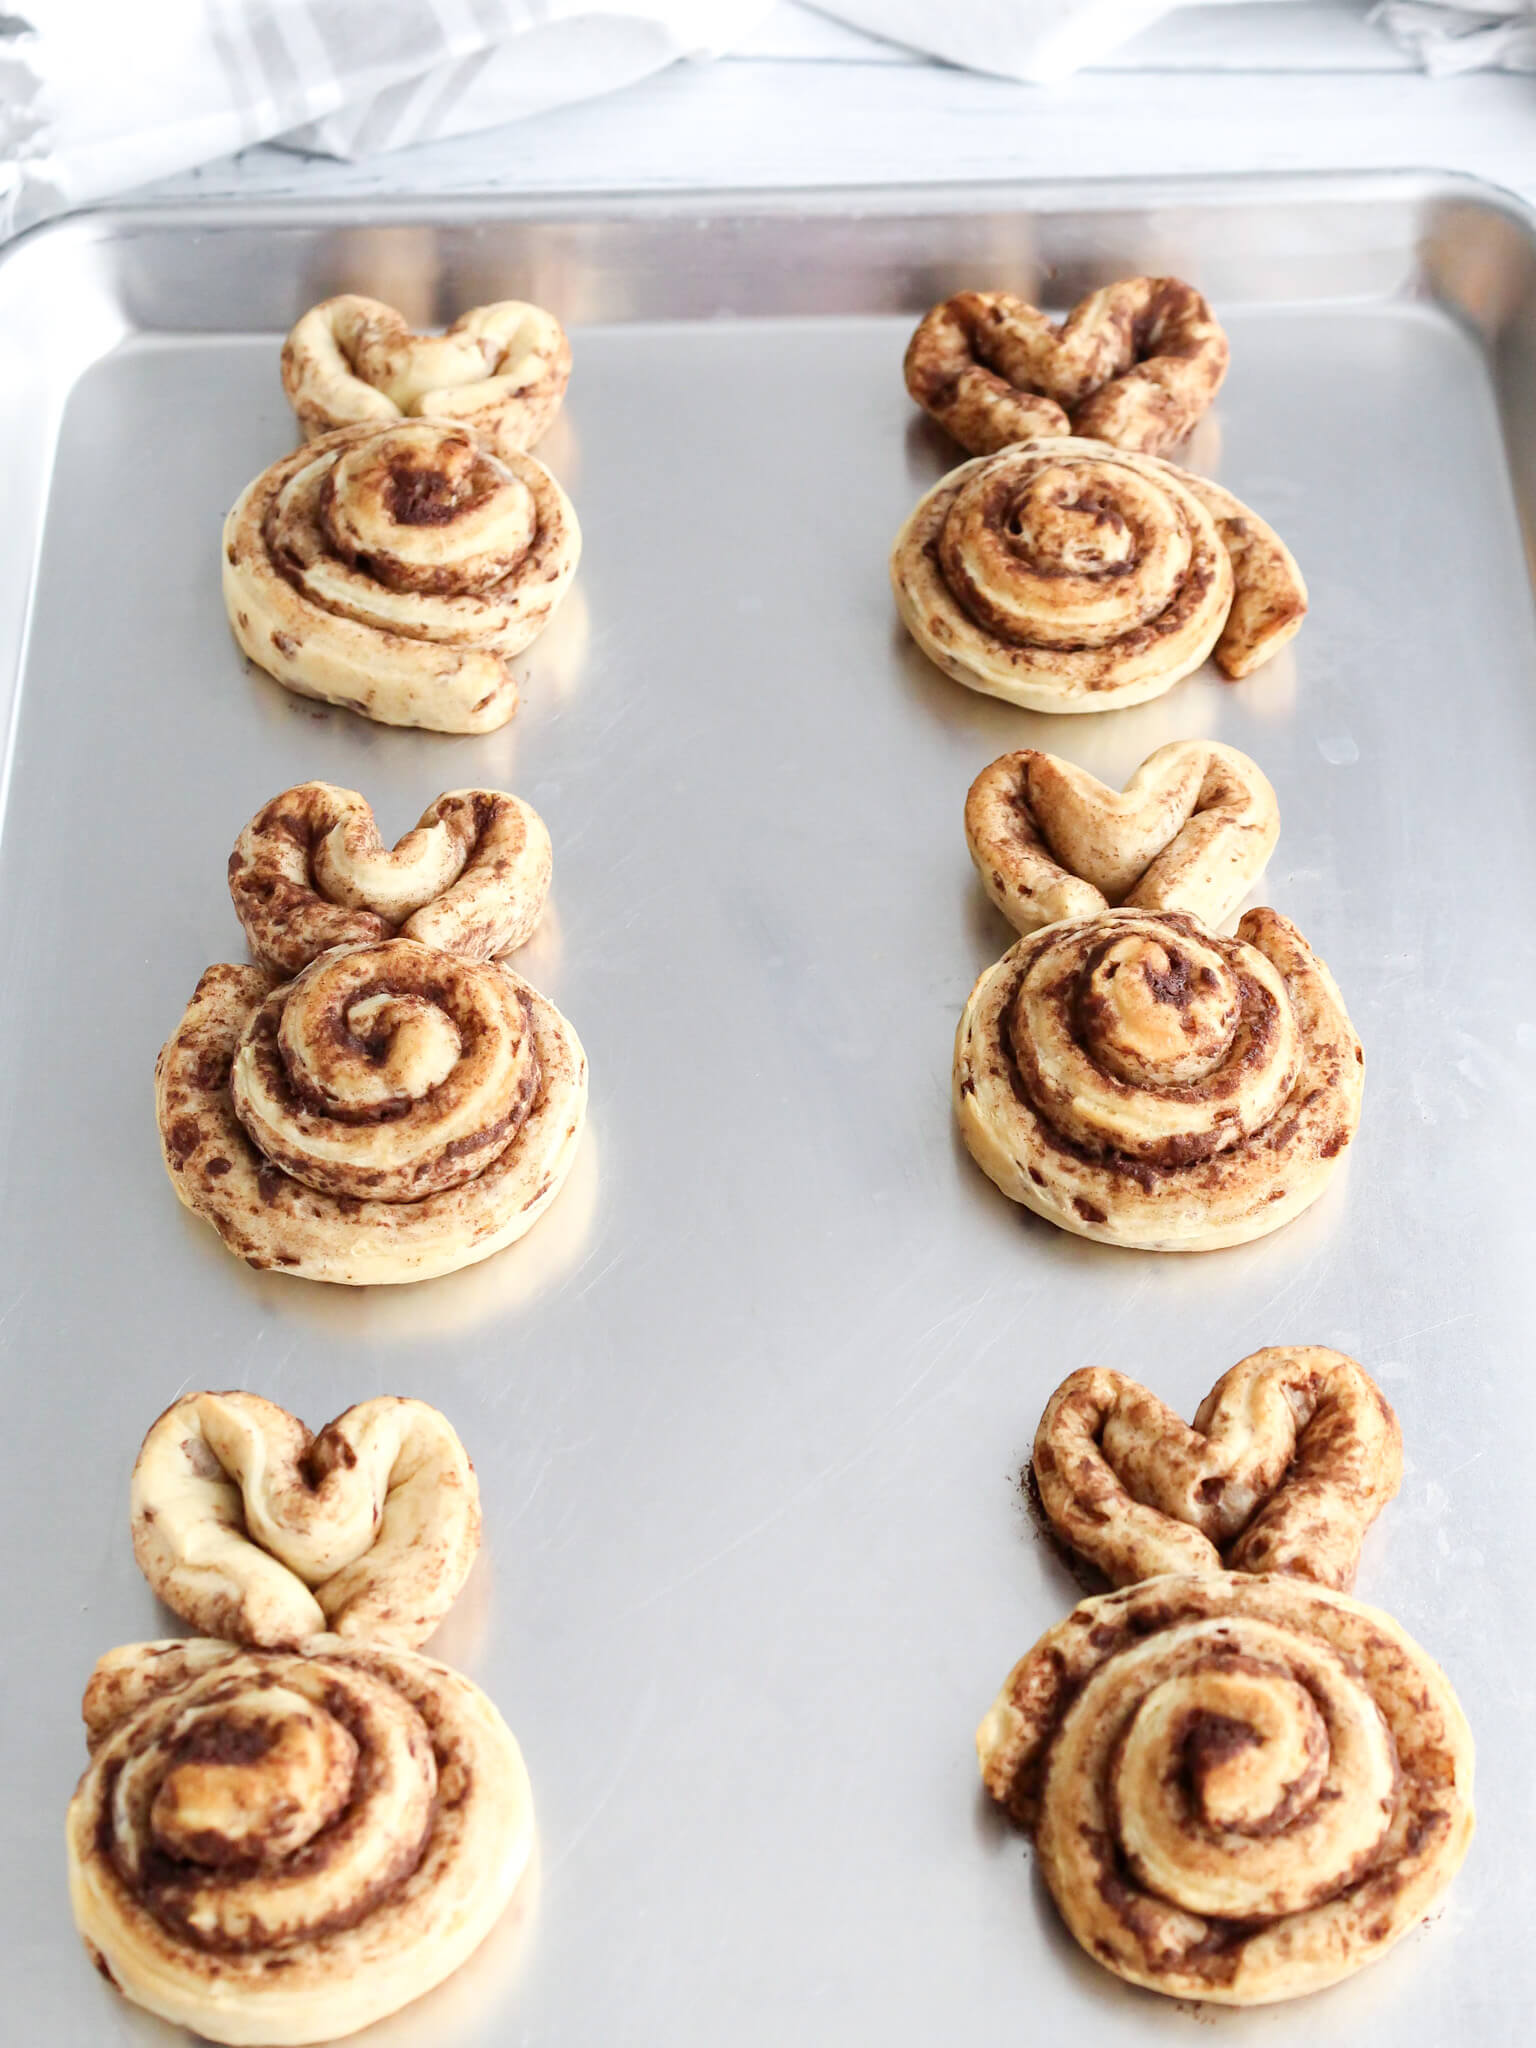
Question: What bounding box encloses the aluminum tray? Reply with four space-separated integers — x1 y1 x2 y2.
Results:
2 174 1532 2045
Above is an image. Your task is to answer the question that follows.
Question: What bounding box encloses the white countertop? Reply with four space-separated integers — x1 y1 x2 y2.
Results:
134 1 1536 214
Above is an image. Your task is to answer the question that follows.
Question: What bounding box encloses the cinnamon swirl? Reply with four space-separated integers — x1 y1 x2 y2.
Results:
68 1636 533 2043
891 439 1305 710
223 420 580 733
977 1574 1474 2004
155 938 587 1286
953 907 1362 1250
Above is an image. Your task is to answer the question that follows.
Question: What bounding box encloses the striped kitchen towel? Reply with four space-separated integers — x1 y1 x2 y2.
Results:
0 0 769 237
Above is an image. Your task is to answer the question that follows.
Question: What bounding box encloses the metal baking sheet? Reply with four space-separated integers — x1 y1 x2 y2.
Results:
2 174 1532 2044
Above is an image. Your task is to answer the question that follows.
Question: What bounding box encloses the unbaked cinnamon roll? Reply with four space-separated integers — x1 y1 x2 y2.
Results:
977 1574 1474 2005
954 907 1362 1251
1033 1349 1402 1590
68 1636 533 2044
223 420 580 734
282 293 571 457
966 740 1278 937
891 438 1305 710
132 1393 480 1648
229 782 552 976
155 938 587 1286
905 278 1228 458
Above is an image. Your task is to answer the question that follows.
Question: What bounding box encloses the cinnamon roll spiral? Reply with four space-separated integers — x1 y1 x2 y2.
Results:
68 1637 533 2044
904 278 1229 459
891 439 1306 711
1034 1349 1402 1590
282 293 571 457
229 782 552 976
155 938 587 1286
953 907 1362 1251
223 420 580 734
132 1392 480 1649
976 1574 1474 2005
966 740 1279 937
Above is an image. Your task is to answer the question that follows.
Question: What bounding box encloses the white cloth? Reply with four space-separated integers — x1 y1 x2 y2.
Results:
1368 0 1536 71
827 0 1536 78
816 0 1276 83
0 0 769 237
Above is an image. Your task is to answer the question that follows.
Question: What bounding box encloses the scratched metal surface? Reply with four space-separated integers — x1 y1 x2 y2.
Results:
1 176 1533 2045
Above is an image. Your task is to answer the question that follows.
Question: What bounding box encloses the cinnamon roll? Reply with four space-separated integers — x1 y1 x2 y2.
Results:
953 907 1362 1251
282 293 571 457
155 938 587 1286
891 439 1305 711
966 740 1279 937
132 1393 480 1648
1033 1349 1402 1590
223 420 580 734
977 1574 1474 2004
68 1636 533 2044
229 782 552 976
904 278 1228 458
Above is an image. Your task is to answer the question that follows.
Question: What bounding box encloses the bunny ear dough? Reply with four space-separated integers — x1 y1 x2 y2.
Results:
1033 1348 1403 1591
130 1392 481 1647
229 781 552 975
282 292 571 457
904 277 1228 459
903 290 1072 455
965 739 1279 937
